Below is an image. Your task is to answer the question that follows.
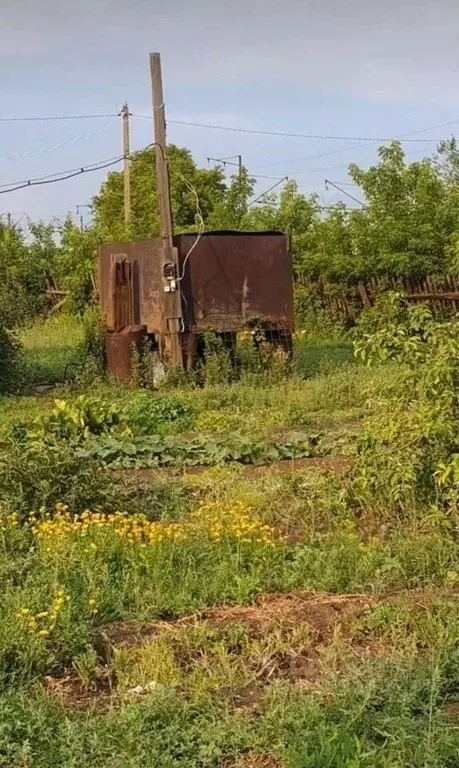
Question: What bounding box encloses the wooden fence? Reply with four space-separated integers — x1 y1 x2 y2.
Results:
297 275 459 320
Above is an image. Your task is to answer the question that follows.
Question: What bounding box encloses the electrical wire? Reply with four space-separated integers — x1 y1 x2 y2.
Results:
176 175 204 282
0 113 118 122
247 176 289 207
0 157 124 194
251 119 459 171
0 153 124 188
0 105 169 123
0 124 112 165
0 143 159 195
156 117 451 143
325 180 366 208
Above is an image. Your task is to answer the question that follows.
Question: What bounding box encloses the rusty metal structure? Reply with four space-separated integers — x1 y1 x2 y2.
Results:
98 230 293 380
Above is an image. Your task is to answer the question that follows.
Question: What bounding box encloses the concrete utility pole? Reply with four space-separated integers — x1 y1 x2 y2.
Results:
120 103 131 225
149 52 183 368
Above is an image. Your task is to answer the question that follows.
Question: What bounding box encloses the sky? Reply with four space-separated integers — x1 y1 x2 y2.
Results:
1 0 458 225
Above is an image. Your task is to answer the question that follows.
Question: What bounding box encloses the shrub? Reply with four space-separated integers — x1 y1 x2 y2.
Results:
0 440 115 518
0 323 20 394
125 392 194 435
353 295 459 513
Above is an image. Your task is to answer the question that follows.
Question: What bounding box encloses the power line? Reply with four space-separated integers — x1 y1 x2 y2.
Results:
0 113 118 122
0 153 124 188
325 179 366 208
251 118 459 170
0 105 168 123
0 142 167 194
248 176 288 207
0 157 124 195
0 143 161 195
0 124 112 165
282 144 438 180
158 117 453 143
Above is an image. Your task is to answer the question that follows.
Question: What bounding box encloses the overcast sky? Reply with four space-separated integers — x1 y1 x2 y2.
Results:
1 0 458 223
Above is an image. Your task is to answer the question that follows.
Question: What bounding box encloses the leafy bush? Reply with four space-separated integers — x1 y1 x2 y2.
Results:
125 392 194 435
32 396 124 443
353 295 459 512
78 431 324 468
0 441 115 517
201 333 233 386
0 323 20 394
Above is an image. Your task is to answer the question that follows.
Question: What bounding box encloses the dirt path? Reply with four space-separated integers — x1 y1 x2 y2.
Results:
116 456 354 484
43 585 456 711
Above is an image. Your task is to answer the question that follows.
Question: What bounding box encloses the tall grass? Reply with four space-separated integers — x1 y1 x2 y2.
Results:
20 314 85 385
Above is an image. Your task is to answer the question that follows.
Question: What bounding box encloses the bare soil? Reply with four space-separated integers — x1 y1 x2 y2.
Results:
116 456 354 485
45 587 457 710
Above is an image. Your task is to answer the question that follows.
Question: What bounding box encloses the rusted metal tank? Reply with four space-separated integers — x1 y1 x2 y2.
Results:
105 325 146 383
175 231 293 332
97 231 293 372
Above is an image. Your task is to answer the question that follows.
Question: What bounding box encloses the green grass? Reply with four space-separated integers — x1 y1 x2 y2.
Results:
0 360 397 445
293 336 355 378
3 318 459 765
19 314 85 386
1 654 458 767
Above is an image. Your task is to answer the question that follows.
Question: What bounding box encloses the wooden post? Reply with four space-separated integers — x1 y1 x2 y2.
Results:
120 103 131 226
149 52 183 368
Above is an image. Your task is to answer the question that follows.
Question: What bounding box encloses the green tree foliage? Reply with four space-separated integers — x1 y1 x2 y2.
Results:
4 137 459 329
0 224 26 390
244 180 320 271
354 295 459 513
347 142 459 278
54 219 98 314
206 168 255 230
92 145 226 241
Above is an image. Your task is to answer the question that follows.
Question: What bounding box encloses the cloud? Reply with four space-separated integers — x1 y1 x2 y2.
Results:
2 0 458 104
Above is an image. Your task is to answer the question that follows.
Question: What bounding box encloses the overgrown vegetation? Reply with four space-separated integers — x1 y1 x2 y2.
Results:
353 294 459 514
4 138 459 338
4 135 459 764
0 303 459 765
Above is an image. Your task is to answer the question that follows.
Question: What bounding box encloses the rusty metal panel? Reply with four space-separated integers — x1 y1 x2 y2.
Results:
174 231 293 332
99 231 293 343
105 325 146 383
98 239 164 334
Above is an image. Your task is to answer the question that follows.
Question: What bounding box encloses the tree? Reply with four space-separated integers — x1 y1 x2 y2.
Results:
243 180 320 273
348 142 457 278
92 145 226 242
53 218 99 314
206 168 255 230
309 205 353 281
0 222 46 323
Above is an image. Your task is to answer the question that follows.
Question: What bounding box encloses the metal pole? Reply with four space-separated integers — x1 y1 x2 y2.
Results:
121 103 131 225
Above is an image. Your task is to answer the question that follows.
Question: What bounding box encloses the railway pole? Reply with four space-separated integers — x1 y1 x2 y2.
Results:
149 52 183 369
120 103 131 226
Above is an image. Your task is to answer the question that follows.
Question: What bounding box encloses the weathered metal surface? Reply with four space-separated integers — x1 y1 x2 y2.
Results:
175 231 293 332
98 239 164 334
98 232 293 369
105 325 146 383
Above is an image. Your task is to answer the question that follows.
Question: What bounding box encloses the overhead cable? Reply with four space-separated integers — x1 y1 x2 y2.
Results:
247 176 289 207
154 117 452 143
0 113 118 122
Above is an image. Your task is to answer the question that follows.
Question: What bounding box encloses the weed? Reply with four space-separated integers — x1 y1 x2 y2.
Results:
19 314 85 386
